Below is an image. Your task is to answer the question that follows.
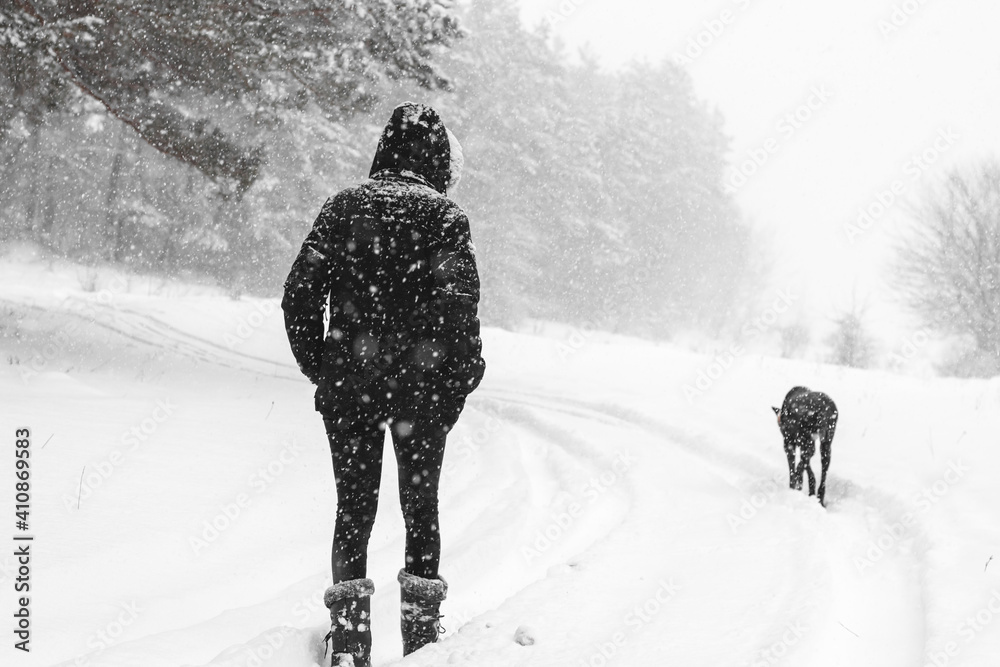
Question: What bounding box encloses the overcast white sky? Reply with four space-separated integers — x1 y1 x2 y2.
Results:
517 0 1000 342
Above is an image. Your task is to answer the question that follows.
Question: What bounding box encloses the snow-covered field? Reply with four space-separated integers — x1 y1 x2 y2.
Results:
2 250 999 667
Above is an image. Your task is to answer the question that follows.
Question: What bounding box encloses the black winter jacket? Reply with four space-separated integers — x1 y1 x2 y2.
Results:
282 103 485 419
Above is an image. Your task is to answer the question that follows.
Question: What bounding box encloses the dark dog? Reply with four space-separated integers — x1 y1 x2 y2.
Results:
772 387 838 506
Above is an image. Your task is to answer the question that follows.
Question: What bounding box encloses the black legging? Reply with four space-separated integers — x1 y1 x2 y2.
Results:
323 410 454 582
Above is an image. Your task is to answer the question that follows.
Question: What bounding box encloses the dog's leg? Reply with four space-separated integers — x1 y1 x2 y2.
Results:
818 430 832 506
804 461 816 496
784 444 797 490
793 450 805 491
800 435 816 496
793 455 806 491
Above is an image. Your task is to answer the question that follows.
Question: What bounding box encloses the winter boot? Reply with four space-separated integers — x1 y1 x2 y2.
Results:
398 569 448 656
323 578 375 667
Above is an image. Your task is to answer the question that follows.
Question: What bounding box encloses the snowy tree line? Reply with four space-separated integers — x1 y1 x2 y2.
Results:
1 0 461 290
1 0 755 337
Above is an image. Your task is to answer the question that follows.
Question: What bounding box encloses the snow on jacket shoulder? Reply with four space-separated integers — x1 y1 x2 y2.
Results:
282 103 484 418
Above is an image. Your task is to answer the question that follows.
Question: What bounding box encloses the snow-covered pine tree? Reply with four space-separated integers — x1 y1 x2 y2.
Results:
2 0 461 191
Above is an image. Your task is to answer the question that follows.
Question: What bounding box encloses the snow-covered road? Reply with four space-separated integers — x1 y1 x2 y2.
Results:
2 257 999 667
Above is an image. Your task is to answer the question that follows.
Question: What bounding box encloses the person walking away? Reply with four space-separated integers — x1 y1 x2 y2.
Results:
282 102 485 667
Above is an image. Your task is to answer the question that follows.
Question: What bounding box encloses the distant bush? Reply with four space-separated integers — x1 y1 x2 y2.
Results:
779 323 811 359
826 310 875 369
937 340 1000 378
892 160 1000 375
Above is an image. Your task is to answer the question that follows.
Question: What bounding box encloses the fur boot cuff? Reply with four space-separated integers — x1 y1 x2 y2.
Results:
324 578 376 608
397 569 448 602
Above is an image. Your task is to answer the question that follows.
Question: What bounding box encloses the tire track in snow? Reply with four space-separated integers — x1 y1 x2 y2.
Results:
476 386 929 666
418 386 828 667
598 394 930 665
0 296 301 380
13 295 929 664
